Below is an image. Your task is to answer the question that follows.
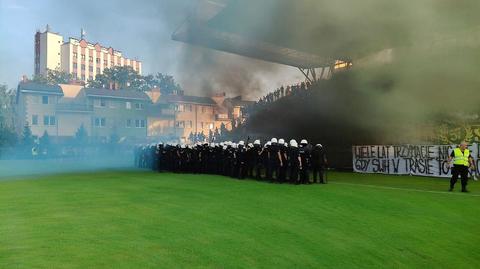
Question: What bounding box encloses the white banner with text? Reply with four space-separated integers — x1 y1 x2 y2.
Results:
352 144 479 177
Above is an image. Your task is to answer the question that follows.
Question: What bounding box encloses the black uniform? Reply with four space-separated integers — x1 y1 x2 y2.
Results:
311 146 327 183
298 145 311 184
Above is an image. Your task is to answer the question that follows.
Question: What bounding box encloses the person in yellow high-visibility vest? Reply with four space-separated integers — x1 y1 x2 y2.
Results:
447 142 475 192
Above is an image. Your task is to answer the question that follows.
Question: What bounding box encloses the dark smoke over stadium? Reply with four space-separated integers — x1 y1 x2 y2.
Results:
0 1 479 268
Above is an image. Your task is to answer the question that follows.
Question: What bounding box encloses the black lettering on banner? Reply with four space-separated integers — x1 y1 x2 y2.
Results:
427 146 435 159
408 158 415 173
370 146 377 158
417 159 426 174
392 159 400 173
355 159 370 171
372 159 380 172
426 158 434 175
394 146 401 158
476 159 480 175
438 159 449 176
382 159 390 173
438 145 451 160
353 144 478 177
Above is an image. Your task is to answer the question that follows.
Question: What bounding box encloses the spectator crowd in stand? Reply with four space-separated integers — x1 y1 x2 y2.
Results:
242 81 313 117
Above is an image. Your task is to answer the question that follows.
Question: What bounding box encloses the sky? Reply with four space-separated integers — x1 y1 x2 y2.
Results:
0 0 301 99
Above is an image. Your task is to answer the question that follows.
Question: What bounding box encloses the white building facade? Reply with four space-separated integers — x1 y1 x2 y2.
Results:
34 26 142 83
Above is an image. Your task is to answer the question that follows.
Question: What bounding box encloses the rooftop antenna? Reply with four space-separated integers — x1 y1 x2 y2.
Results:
81 28 86 40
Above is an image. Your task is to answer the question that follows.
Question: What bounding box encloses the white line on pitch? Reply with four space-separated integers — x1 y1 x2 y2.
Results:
330 182 480 197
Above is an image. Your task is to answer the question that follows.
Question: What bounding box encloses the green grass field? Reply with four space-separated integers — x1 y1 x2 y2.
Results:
0 170 479 268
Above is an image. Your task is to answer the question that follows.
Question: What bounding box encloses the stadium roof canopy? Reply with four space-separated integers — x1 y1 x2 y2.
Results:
173 0 480 69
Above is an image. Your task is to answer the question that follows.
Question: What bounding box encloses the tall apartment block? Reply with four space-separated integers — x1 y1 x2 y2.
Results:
34 25 142 83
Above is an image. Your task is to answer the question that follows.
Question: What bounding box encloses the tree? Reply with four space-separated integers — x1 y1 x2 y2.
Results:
47 68 72 84
0 84 14 128
87 66 142 90
86 66 182 94
32 68 72 85
21 124 34 147
75 124 88 145
155 73 182 95
39 131 50 155
0 126 17 151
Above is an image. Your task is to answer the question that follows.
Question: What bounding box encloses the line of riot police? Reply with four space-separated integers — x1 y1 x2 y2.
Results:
134 138 328 184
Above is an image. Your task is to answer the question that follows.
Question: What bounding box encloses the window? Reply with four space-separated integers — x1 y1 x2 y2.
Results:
94 117 106 127
140 120 146 128
73 52 78 58
96 58 100 64
100 99 106 107
43 115 55 126
32 115 38 125
135 103 144 110
89 66 93 72
81 54 85 60
135 119 140 128
96 68 100 73
176 104 184 112
42 96 49 104
103 59 108 66
126 119 132 128
126 101 131 109
81 75 86 81
73 72 77 79
81 64 85 70
89 56 93 62
175 121 185 128
73 63 78 69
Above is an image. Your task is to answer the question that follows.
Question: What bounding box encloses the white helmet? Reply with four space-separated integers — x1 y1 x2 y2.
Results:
220 142 224 146
271 138 278 143
181 144 186 149
254 139 261 145
290 141 298 148
210 143 215 147
300 139 308 145
316 144 323 148
248 143 253 148
290 139 297 146
238 141 245 146
278 138 285 144
266 141 272 147
232 143 237 148
222 145 227 150
284 143 288 147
